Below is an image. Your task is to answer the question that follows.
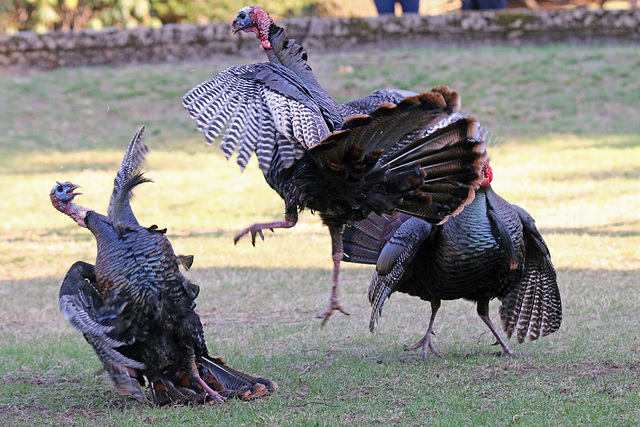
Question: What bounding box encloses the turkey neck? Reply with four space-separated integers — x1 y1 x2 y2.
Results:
50 193 89 228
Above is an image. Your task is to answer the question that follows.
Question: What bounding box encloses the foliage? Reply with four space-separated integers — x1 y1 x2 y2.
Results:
0 0 633 34
0 0 159 33
0 0 323 34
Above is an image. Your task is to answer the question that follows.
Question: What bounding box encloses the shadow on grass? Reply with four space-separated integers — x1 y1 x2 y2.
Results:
550 165 640 182
539 221 640 237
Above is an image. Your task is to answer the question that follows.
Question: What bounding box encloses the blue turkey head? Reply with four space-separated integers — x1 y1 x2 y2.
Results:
51 181 82 202
231 6 273 49
231 6 254 33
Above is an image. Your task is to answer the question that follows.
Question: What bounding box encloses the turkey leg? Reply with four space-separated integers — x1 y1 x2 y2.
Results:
234 214 297 245
189 357 227 402
316 224 350 325
405 299 442 358
477 300 520 357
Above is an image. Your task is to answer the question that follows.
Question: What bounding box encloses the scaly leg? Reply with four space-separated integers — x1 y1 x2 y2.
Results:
189 357 226 402
234 215 297 246
316 224 350 325
477 300 520 357
405 300 442 359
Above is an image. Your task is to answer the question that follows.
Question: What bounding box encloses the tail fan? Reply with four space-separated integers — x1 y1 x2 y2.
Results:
148 355 276 405
200 355 277 399
313 88 486 225
387 118 487 224
343 213 410 265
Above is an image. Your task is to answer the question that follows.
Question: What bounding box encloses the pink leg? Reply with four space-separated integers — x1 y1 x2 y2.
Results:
190 357 226 402
405 300 442 358
316 252 350 326
477 300 520 357
196 376 226 402
234 220 296 245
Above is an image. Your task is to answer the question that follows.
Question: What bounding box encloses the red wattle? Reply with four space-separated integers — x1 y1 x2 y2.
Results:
481 163 493 187
254 6 273 49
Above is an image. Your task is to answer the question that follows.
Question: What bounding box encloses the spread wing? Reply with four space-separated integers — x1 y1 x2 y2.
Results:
500 205 562 343
182 62 331 173
366 217 434 332
59 261 147 401
107 126 149 225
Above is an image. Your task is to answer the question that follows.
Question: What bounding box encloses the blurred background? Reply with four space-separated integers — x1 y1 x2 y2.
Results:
1 0 636 35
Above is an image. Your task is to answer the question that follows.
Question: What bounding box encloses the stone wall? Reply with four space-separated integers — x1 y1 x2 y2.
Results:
1 8 639 69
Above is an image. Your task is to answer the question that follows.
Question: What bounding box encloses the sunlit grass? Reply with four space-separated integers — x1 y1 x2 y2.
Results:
1 44 639 425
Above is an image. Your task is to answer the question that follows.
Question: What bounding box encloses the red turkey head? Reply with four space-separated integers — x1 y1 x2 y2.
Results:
480 160 493 188
231 6 273 50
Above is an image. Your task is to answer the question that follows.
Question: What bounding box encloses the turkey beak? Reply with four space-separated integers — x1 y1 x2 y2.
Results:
231 20 240 35
67 183 83 197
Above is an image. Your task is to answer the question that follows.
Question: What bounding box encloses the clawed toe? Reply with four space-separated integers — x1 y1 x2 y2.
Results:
316 300 350 326
404 335 441 358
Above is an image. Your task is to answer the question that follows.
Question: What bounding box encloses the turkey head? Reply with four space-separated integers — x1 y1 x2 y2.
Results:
231 6 272 49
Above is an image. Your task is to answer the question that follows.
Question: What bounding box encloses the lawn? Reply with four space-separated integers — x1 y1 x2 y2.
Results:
0 43 639 425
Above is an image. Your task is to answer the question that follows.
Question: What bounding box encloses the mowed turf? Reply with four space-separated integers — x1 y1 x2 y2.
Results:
0 44 639 425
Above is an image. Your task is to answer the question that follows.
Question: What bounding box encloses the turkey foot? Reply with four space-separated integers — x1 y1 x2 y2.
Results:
316 295 350 326
234 220 296 245
405 333 441 359
405 300 441 358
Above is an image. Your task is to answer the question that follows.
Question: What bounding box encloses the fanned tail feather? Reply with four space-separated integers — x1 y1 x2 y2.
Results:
313 90 457 170
200 355 277 399
307 87 485 225
147 354 276 405
343 213 408 265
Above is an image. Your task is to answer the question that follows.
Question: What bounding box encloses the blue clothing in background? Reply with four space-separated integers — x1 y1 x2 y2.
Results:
462 0 507 9
374 0 420 14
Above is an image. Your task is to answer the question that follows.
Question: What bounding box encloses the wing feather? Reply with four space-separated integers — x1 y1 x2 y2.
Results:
183 63 330 173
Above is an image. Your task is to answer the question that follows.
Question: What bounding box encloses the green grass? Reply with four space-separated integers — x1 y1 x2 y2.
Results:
1 44 640 425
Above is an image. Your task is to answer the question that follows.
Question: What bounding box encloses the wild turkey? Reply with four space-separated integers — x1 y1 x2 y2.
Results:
51 126 276 405
182 7 488 325
343 159 562 357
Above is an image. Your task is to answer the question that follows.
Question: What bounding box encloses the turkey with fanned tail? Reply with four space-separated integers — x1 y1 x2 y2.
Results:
343 159 562 357
51 126 276 405
182 6 487 325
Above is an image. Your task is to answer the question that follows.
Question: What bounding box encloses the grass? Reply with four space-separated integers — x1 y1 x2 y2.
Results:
1 43 640 425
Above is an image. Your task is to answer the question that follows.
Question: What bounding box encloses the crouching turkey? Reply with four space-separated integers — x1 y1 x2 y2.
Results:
343 159 562 357
51 126 276 405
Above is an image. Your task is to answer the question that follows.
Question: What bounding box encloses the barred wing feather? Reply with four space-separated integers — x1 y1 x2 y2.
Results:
182 63 330 172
